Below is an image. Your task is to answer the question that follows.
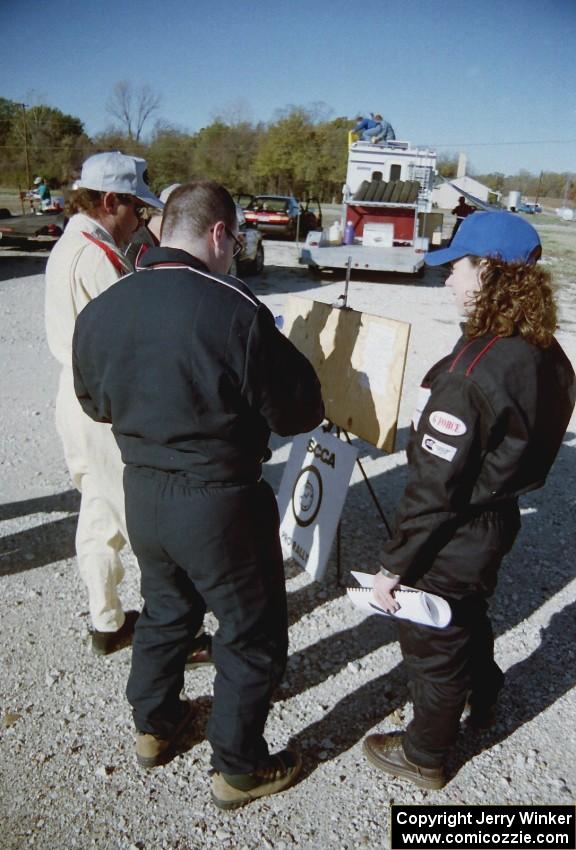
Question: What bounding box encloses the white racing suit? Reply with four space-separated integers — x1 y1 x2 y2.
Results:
45 213 132 631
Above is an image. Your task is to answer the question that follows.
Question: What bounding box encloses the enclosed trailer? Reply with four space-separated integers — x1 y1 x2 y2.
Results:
300 138 438 275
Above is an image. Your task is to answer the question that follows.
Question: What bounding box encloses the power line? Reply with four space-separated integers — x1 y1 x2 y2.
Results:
432 139 576 148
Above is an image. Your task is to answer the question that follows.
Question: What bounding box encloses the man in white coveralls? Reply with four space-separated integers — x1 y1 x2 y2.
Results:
45 152 163 655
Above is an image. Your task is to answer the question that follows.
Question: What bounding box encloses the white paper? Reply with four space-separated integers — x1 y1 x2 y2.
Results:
352 323 396 397
347 571 451 628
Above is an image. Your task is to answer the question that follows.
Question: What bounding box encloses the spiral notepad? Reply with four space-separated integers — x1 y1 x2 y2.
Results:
346 571 451 628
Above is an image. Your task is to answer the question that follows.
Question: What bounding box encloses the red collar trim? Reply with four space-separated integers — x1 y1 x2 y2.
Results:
81 231 129 275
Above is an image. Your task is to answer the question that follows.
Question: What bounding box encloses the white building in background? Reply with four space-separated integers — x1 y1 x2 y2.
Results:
431 152 499 209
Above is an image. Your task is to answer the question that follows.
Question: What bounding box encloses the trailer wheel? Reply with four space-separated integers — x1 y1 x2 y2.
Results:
374 181 389 201
250 242 265 275
365 180 381 201
389 181 404 203
381 181 395 202
353 180 370 201
241 242 265 276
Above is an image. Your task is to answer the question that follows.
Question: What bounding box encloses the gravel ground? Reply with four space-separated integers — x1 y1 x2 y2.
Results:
1 222 575 850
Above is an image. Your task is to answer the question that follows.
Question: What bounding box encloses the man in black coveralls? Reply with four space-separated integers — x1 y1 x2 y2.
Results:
73 181 324 809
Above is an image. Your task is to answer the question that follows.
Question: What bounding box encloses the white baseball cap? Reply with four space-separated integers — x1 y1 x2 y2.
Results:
76 151 163 209
159 183 181 204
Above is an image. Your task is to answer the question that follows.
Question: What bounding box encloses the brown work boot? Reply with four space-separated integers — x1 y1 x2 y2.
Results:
211 749 302 810
185 632 213 669
135 700 195 769
91 610 139 656
363 734 446 790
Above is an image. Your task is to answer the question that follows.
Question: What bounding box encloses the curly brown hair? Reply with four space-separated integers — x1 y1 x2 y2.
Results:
465 257 558 348
67 188 104 216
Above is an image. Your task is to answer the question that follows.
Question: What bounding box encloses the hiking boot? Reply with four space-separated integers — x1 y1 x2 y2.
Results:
91 610 139 656
185 632 213 669
363 734 446 790
135 700 195 769
211 749 302 810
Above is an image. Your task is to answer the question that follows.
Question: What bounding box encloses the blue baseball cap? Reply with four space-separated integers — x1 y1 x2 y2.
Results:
425 211 541 266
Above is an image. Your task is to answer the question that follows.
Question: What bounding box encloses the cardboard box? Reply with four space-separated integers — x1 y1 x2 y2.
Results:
362 223 394 247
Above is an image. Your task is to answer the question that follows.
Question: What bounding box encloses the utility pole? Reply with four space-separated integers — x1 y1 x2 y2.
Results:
16 102 31 189
535 170 543 206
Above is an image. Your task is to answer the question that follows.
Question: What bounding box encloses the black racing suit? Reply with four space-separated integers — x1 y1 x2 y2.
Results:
382 331 575 766
73 247 324 773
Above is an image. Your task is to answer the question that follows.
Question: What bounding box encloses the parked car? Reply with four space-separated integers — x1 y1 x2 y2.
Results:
125 204 264 276
517 202 542 215
233 204 264 275
238 194 322 240
0 207 66 247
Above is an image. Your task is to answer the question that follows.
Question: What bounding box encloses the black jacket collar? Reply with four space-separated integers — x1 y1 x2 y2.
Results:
138 246 210 273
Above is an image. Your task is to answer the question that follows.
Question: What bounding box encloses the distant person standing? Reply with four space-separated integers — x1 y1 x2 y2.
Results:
451 196 475 240
30 176 52 210
45 152 163 655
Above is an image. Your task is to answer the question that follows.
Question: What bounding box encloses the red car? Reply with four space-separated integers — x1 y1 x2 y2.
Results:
238 194 322 241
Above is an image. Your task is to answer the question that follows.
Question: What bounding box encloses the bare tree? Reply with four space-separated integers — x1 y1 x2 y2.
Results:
211 98 254 127
106 81 161 142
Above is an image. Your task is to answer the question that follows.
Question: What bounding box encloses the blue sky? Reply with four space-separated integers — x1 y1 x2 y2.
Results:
2 0 575 175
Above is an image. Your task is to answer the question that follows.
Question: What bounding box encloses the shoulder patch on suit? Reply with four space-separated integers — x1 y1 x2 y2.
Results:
429 410 467 436
421 433 457 462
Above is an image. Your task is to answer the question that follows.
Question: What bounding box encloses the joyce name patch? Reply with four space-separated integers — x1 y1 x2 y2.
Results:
422 434 457 462
429 410 467 436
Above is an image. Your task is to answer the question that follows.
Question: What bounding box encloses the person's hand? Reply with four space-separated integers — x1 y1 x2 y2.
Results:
374 570 401 613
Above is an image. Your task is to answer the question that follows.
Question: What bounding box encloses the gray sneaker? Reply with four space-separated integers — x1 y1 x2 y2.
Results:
211 749 302 810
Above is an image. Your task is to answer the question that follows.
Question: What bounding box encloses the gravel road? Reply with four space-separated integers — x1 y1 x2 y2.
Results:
1 224 575 850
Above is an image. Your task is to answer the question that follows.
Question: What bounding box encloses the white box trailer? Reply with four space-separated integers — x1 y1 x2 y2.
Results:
300 139 438 275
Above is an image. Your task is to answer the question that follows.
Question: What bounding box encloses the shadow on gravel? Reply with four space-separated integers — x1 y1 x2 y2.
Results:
251 264 330 295
0 488 79 521
287 662 409 781
449 600 576 780
0 515 77 576
173 695 213 760
0 252 48 281
279 614 398 701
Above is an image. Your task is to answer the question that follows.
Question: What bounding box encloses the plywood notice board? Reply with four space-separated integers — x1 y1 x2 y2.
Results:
283 296 410 452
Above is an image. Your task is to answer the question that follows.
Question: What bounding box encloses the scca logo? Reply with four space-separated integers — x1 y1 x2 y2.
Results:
306 438 336 468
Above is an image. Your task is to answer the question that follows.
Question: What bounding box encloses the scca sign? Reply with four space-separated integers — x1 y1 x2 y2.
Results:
306 438 336 468
277 428 357 581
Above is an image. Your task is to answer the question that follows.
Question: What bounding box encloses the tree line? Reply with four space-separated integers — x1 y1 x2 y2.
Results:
1 94 573 203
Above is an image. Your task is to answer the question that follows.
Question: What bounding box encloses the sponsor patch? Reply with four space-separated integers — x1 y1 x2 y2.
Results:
421 433 457 462
412 386 431 430
429 410 467 436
